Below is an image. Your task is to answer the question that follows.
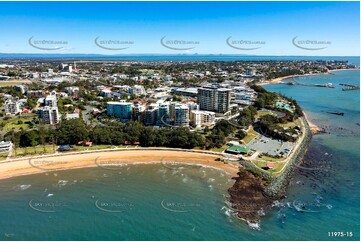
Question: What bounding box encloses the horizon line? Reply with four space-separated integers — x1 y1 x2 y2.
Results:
0 53 360 58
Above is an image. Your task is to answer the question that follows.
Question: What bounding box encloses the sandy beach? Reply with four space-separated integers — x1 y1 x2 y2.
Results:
259 72 330 86
0 149 241 180
260 68 359 86
259 76 294 85
303 112 321 134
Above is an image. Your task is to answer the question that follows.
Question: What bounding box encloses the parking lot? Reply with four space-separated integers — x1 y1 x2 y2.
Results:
247 134 294 157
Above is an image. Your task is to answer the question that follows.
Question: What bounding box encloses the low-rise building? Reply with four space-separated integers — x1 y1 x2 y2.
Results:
4 100 21 115
26 90 45 98
190 110 216 128
129 85 146 96
15 85 28 94
0 141 12 152
64 86 80 95
66 112 80 120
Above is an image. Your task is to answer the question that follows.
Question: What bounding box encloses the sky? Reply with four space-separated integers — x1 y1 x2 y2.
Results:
0 1 359 56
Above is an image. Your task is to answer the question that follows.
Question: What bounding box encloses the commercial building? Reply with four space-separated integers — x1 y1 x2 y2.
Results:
174 87 198 98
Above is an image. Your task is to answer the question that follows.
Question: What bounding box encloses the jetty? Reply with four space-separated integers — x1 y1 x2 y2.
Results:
340 83 360 91
285 80 335 88
325 111 344 116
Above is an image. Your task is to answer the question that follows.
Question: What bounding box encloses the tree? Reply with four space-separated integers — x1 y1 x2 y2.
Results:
19 130 39 147
56 119 89 144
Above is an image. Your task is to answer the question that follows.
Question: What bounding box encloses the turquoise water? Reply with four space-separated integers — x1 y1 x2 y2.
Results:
0 70 359 241
264 70 360 240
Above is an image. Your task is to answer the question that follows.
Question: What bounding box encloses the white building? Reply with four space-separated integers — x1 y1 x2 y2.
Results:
190 110 216 128
64 86 80 95
0 141 12 152
129 85 146 96
174 104 190 127
44 94 57 107
4 100 21 115
66 112 80 120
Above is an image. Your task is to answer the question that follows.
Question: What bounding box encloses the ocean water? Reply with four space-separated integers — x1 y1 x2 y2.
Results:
0 69 359 241
0 54 359 67
264 69 360 240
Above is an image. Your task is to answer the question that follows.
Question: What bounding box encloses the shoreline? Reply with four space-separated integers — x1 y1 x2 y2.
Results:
303 112 322 134
0 149 241 181
259 68 359 86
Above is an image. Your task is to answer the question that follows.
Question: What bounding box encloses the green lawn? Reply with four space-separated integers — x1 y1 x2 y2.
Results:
255 111 274 119
241 126 258 144
0 116 37 132
252 155 286 175
278 118 301 128
14 145 57 157
210 145 227 152
9 144 138 159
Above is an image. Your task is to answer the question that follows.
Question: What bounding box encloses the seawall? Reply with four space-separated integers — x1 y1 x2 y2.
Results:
263 116 312 199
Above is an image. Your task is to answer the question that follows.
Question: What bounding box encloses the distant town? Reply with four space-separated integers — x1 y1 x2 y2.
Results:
0 59 357 174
